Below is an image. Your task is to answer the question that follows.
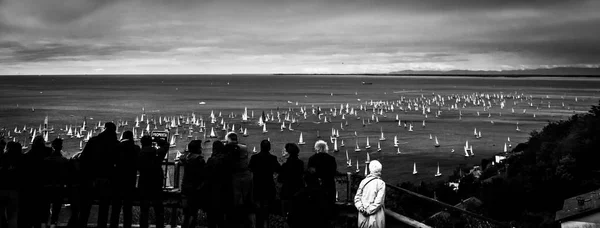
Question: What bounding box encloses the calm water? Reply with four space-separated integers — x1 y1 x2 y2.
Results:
1 75 599 184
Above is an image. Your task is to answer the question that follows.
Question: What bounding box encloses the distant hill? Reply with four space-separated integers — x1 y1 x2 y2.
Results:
389 67 600 76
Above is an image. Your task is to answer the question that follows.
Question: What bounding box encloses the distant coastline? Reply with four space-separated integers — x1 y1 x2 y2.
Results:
1 67 599 77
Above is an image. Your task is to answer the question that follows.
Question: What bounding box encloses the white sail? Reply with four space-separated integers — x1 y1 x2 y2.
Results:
210 127 217 138
394 135 399 148
434 136 440 147
377 142 381 152
298 132 305 145
379 130 385 141
243 128 248 137
263 123 268 133
333 138 339 152
412 162 418 175
435 163 442 177
354 138 361 152
365 137 371 149
408 124 413 132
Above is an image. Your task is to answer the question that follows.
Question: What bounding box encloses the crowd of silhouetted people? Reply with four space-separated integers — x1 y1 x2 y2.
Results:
0 122 344 228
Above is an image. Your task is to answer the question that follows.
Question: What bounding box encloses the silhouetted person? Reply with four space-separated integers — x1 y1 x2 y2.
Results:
249 140 280 228
287 172 328 228
79 122 119 228
67 151 84 228
307 140 337 225
205 141 228 228
277 143 304 218
224 132 255 228
21 136 52 228
0 141 23 228
138 135 168 228
180 140 206 228
44 138 69 228
110 131 140 228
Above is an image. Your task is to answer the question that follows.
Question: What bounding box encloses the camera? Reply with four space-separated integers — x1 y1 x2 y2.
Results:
151 130 169 143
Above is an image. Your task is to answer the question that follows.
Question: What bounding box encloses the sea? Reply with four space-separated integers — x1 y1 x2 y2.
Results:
1 74 600 185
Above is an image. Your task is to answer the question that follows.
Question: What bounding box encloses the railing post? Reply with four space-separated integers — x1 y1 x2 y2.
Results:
346 172 352 204
174 163 181 189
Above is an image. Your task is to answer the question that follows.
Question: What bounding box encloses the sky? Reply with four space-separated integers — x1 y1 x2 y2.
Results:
1 0 600 74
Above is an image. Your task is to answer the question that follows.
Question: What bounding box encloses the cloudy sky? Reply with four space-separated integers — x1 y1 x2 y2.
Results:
1 0 599 74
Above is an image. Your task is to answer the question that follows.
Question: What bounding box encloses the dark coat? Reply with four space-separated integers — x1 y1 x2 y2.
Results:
249 150 280 201
138 144 168 194
307 152 338 204
112 139 140 190
205 150 231 212
288 182 329 228
80 131 119 180
0 151 24 190
225 142 254 210
278 156 305 200
180 152 206 197
23 145 52 189
43 151 69 188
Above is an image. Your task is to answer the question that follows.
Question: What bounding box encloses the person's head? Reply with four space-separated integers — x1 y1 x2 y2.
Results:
314 140 328 153
140 135 152 147
52 138 63 152
226 132 238 144
6 141 22 155
212 140 225 155
122 130 134 141
369 160 382 176
103 122 117 133
284 143 300 157
187 140 202 154
31 135 45 149
260 139 270 152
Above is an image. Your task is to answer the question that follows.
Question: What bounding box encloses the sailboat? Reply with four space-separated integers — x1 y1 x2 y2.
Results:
434 136 440 147
470 145 474 156
340 139 345 147
79 140 83 151
298 132 305 145
333 138 339 152
422 120 426 127
365 137 371 149
377 142 382 152
397 147 401 154
345 150 351 167
356 160 360 173
435 163 442 177
209 127 217 138
379 129 386 141
408 124 413 132
262 123 268 134
412 162 418 175
243 128 249 137
288 122 294 131
354 137 361 152
429 134 432 140
516 122 520 131
169 135 176 148
464 141 470 157
504 143 507 153
394 135 399 148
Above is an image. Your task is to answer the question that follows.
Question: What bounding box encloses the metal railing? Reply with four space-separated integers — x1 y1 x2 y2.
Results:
334 172 510 228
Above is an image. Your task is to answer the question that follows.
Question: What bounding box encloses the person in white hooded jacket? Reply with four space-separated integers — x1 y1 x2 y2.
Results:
354 160 386 228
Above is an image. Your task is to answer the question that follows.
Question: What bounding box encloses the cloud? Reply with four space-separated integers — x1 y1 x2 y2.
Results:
0 0 599 74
